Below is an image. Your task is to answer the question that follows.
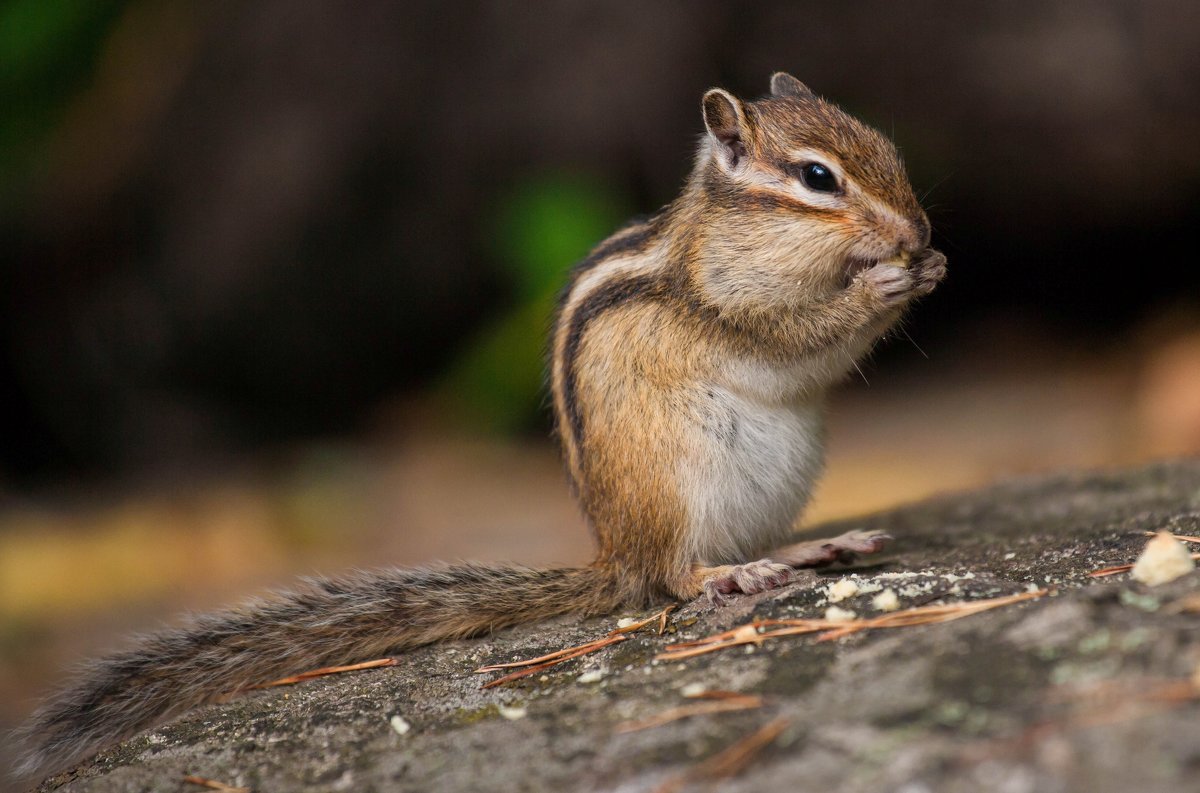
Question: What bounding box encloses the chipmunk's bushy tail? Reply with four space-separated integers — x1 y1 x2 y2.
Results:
15 564 620 779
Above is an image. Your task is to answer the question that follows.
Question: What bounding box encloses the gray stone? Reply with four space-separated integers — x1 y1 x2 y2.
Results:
33 460 1200 792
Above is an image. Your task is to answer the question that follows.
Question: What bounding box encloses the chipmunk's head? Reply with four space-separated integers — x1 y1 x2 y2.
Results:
691 72 930 303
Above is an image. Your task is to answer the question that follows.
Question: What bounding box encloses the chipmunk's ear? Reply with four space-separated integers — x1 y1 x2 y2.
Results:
769 72 814 100
702 88 749 169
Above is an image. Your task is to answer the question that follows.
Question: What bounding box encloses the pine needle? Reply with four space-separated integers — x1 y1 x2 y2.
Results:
476 635 627 688
656 589 1049 661
612 604 676 636
1089 563 1135 578
247 658 397 689
474 605 674 688
183 776 251 792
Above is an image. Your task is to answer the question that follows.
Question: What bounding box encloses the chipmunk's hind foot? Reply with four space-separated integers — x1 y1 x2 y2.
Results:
701 560 796 606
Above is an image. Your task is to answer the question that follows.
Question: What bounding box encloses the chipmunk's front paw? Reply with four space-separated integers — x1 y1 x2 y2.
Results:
702 560 796 606
856 263 915 309
769 528 893 568
909 248 947 296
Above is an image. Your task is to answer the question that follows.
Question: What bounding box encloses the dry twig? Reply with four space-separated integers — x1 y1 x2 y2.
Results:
657 589 1049 661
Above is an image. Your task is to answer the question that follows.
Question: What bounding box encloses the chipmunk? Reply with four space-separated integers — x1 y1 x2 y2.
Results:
16 72 945 778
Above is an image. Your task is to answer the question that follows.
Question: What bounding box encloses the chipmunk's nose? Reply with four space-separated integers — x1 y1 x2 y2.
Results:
873 207 931 255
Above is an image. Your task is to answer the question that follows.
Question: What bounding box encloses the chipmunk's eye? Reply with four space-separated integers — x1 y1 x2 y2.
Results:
798 162 838 193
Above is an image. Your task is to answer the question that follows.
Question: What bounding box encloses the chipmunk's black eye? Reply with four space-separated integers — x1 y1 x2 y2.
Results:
798 162 838 193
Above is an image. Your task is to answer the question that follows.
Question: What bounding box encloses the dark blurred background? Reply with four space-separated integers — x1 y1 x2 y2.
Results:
3 0 1200 779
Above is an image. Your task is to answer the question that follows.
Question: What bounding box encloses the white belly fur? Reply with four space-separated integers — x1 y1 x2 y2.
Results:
679 386 826 565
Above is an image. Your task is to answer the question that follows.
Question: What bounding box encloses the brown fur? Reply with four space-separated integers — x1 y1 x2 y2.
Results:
16 73 944 780
552 77 943 605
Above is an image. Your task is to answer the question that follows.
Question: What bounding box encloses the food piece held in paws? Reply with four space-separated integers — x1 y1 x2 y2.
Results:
880 250 912 269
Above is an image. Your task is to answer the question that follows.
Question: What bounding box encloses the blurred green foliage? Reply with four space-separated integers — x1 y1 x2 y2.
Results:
492 176 629 303
440 175 629 432
0 0 124 212
0 0 635 439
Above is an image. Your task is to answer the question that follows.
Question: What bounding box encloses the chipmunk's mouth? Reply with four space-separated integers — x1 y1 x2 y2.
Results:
842 251 912 285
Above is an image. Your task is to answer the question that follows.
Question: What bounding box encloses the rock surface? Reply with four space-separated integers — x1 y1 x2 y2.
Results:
31 460 1200 793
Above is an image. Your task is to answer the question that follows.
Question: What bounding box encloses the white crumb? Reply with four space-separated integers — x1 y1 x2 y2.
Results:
827 578 860 603
872 588 901 612
578 669 605 684
680 683 706 698
1131 531 1195 586
616 617 638 629
389 715 411 735
824 606 857 622
853 579 883 595
497 705 527 720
